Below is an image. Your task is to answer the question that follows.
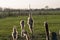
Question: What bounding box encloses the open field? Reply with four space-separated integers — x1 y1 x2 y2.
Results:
0 15 60 40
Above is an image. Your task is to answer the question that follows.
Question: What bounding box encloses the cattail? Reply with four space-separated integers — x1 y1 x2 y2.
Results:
27 13 34 33
44 21 49 40
23 30 30 40
20 20 25 30
20 20 25 37
12 26 18 40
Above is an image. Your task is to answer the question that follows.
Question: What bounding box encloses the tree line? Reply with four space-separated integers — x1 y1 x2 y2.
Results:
0 7 60 18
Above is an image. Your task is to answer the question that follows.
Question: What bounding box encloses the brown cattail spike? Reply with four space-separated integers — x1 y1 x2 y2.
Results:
44 21 49 40
20 20 25 37
27 14 34 33
12 26 18 40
